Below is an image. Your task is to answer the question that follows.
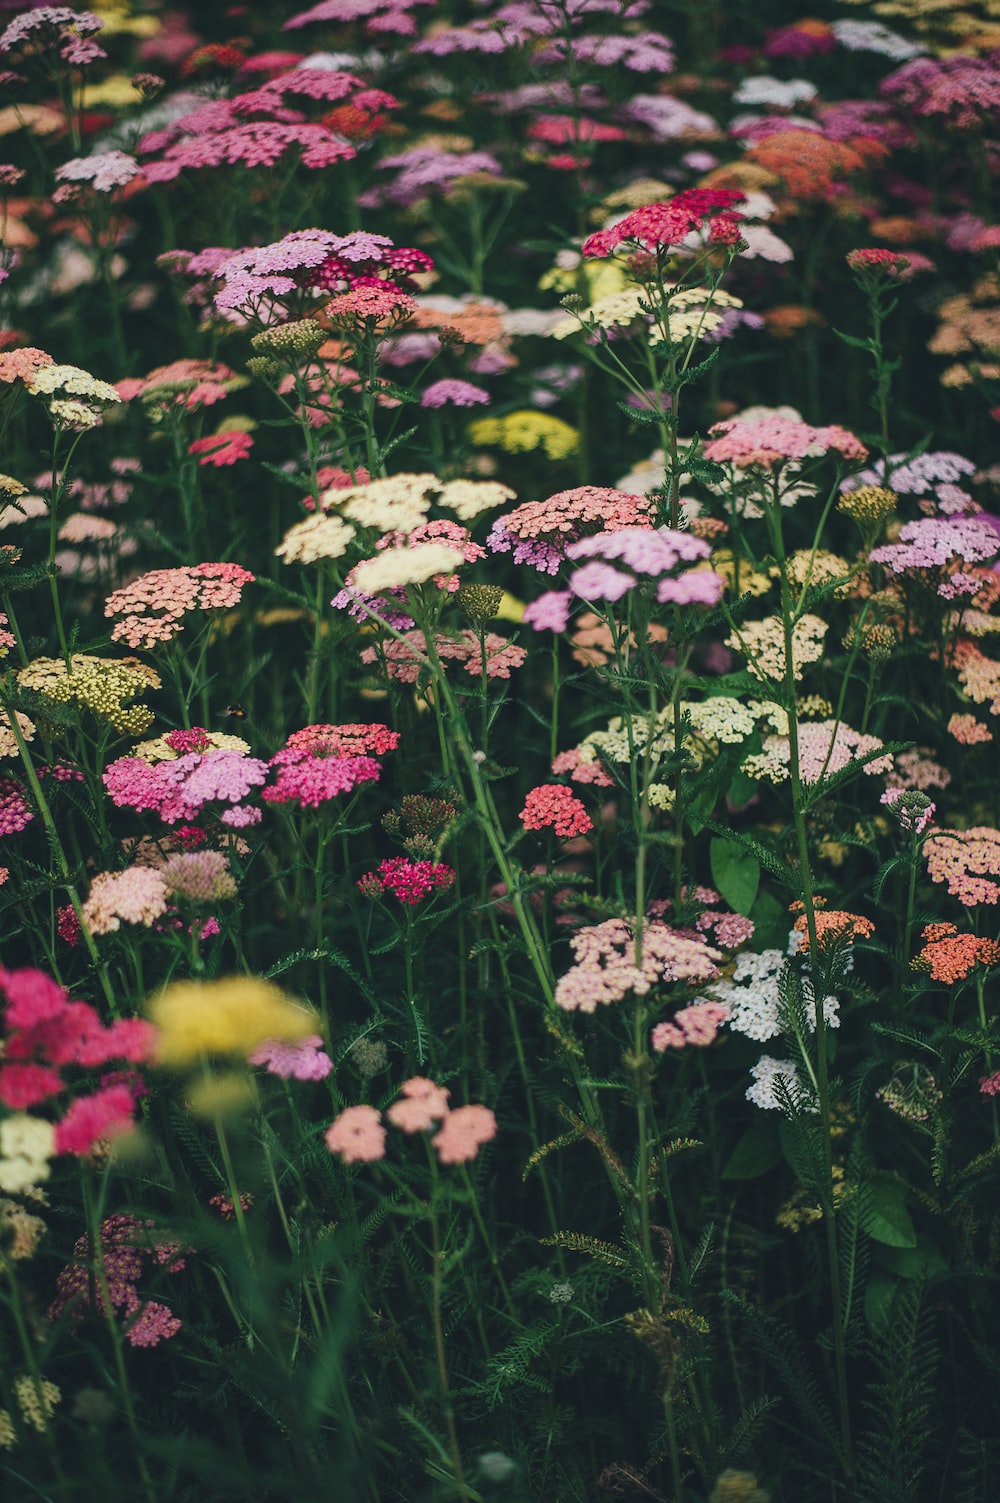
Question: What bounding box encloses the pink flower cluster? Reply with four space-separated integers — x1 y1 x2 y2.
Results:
104 747 269 827
105 563 255 650
358 857 456 905
0 778 33 836
360 629 526 683
488 487 656 574
651 1000 729 1051
248 1034 332 1080
325 1076 496 1165
948 712 992 745
519 784 593 839
581 188 746 258
260 721 399 810
924 826 1000 906
81 868 170 935
522 526 720 627
0 968 154 1154
870 517 999 585
704 415 868 468
49 1214 184 1349
188 431 254 467
116 359 245 411
555 919 721 1013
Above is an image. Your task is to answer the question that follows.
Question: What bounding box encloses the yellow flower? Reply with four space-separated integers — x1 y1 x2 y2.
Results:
148 977 319 1067
468 411 578 459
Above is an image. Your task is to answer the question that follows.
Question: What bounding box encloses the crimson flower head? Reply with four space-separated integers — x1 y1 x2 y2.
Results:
846 247 912 286
581 188 745 259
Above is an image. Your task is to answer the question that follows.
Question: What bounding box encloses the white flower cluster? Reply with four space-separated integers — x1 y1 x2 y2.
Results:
746 1055 815 1112
830 19 925 61
0 1114 55 1194
709 948 840 1043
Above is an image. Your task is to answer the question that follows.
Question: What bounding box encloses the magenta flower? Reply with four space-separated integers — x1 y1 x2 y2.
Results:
358 857 455 906
248 1035 332 1080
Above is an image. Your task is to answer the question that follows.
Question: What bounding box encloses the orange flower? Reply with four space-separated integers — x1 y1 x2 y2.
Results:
746 130 887 203
913 922 1000 983
792 910 875 951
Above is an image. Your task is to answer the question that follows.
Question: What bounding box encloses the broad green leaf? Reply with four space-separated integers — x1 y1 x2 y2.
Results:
710 836 760 916
722 1120 783 1180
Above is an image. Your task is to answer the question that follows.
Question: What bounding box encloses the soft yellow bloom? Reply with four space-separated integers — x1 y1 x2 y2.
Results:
148 977 319 1067
352 542 465 594
468 411 578 459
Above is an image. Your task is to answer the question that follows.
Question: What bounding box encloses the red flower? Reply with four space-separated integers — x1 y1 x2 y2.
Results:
188 431 254 467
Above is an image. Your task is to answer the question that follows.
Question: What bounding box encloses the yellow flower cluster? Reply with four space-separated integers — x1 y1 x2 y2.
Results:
132 729 250 763
837 485 897 528
0 708 35 758
25 363 122 430
276 512 356 566
351 542 465 594
0 1198 46 1269
538 254 630 300
0 1115 55 1195
468 411 579 459
727 613 828 682
18 655 161 735
437 478 515 521
328 473 436 534
711 547 773 598
13 1377 60 1434
148 977 320 1067
772 548 855 596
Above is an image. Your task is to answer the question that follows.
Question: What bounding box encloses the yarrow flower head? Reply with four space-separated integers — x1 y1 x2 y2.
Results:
519 784 593 839
913 922 1000 983
555 918 721 1013
48 1214 184 1349
248 1034 332 1080
358 857 455 906
148 977 319 1067
704 415 867 469
581 188 746 259
488 487 655 575
924 826 1000 906
104 563 255 650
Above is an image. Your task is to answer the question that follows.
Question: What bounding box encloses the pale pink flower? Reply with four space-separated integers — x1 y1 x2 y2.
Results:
433 1104 497 1164
386 1076 451 1132
325 1104 386 1162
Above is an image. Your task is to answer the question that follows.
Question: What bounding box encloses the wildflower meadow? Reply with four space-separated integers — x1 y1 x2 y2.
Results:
3 0 1000 1499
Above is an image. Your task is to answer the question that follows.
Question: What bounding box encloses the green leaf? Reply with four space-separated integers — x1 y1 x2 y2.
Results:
710 836 760 916
864 1270 899 1336
831 326 875 352
722 1120 783 1180
871 1236 947 1281
866 1176 917 1248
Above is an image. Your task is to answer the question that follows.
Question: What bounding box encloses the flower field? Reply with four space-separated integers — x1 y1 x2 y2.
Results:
2 1 1000 1499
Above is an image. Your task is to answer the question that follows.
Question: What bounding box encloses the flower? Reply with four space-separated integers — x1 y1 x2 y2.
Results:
148 978 319 1066
704 415 867 469
54 152 139 193
248 1035 332 1080
914 923 1000 983
520 785 593 839
350 542 466 594
104 563 255 650
48 1214 184 1348
581 188 745 258
359 857 455 905
434 1104 497 1164
421 378 490 409
81 869 170 935
555 918 721 1013
746 1055 814 1112
651 1001 729 1051
262 750 381 808
188 431 254 467
325 1105 386 1162
386 1076 451 1132
924 826 1000 906
727 615 827 683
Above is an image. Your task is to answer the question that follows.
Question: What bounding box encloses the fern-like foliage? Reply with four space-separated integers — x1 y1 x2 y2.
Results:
855 1281 937 1503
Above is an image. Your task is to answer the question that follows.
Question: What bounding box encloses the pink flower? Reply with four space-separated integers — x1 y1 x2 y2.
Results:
980 1070 1000 1097
0 1061 64 1108
188 431 254 466
433 1104 497 1164
421 379 490 409
248 1034 332 1080
704 415 867 468
948 713 992 745
520 785 593 839
54 1083 139 1156
386 1076 451 1132
0 778 33 836
359 857 456 905
325 1104 386 1162
262 750 382 808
